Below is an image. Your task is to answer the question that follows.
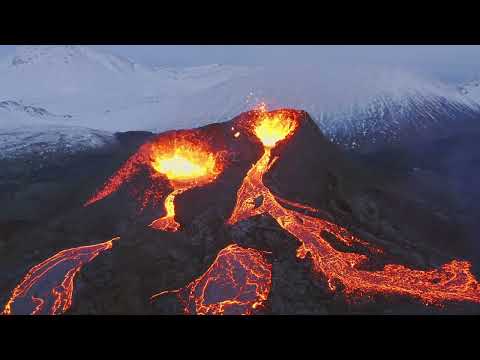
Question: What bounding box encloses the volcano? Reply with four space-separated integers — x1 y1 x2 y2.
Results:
2 108 480 315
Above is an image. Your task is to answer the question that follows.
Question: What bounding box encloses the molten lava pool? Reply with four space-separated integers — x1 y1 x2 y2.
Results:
151 145 217 181
85 130 226 232
149 138 224 231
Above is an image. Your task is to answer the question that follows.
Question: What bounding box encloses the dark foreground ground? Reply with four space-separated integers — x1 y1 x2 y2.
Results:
1 115 479 315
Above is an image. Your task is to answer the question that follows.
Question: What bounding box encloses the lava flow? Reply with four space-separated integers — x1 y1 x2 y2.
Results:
227 107 480 306
149 140 223 231
2 237 119 315
85 131 226 232
151 244 272 315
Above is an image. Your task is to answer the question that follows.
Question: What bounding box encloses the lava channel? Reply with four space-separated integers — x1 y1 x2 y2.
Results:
2 237 119 315
227 107 480 306
151 244 272 315
84 131 226 232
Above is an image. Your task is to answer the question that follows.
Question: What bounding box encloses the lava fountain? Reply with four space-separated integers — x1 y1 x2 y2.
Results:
85 131 226 232
2 237 119 315
151 244 272 315
227 107 480 306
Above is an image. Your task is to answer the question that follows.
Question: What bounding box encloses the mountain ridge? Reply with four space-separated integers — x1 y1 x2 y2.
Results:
1 46 480 154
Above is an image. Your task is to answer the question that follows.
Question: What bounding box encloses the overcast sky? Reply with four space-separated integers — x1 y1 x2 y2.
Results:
1 45 479 82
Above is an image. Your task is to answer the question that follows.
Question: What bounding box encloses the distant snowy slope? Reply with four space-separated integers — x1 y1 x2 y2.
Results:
0 125 115 160
0 46 252 132
159 64 252 91
171 65 480 150
0 101 64 129
458 78 480 102
0 46 251 104
0 100 114 159
0 100 72 120
0 45 163 113
1 46 480 154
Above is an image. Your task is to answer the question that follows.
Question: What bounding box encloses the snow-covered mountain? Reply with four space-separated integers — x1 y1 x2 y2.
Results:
171 65 480 151
0 102 114 159
2 45 480 157
0 46 249 109
0 46 250 131
9 45 144 72
157 64 251 88
0 100 72 120
0 125 115 160
0 46 249 157
0 45 176 117
458 77 480 100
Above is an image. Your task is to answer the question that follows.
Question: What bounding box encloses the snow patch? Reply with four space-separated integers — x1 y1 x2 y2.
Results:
0 125 115 160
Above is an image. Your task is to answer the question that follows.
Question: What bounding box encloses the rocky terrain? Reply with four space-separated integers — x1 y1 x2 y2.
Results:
1 111 479 315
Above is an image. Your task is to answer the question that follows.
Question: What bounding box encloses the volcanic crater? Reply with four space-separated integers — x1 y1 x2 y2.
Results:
2 107 480 315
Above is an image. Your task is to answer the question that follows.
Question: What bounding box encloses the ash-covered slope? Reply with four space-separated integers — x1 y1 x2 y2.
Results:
354 127 480 267
2 109 473 315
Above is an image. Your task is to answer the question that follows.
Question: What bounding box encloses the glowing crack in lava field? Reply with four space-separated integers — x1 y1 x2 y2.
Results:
2 237 119 315
151 244 272 315
84 131 226 232
226 107 480 306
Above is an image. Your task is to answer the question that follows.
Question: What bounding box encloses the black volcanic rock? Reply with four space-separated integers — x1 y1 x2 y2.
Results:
114 131 155 148
353 129 480 271
265 110 357 211
1 109 478 315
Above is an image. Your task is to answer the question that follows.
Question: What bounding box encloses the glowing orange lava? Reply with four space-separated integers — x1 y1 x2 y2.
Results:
2 237 119 315
151 244 272 315
253 110 298 148
227 109 480 306
149 139 224 231
85 132 226 232
84 150 149 207
151 145 217 181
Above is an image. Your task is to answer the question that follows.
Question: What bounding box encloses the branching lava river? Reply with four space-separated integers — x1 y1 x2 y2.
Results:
6 106 479 316
226 107 480 306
